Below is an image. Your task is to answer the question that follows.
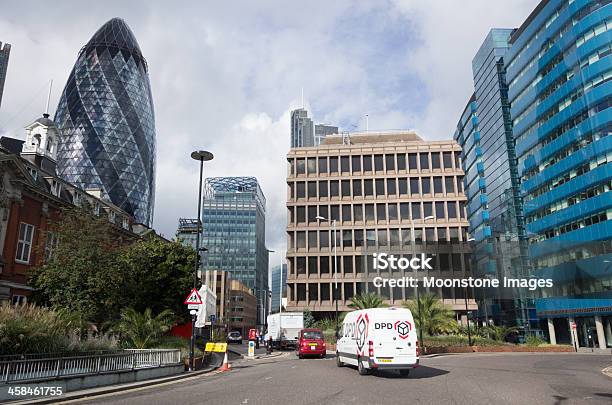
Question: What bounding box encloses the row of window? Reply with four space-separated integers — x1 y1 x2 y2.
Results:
289 151 461 176
288 252 470 276
289 281 473 302
532 210 609 242
289 201 467 225
289 176 465 200
288 226 469 250
15 223 57 265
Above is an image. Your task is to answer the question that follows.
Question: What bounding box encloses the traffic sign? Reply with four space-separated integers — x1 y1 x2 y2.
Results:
570 321 577 330
248 340 255 358
184 288 203 305
205 342 228 352
187 304 200 310
209 314 216 323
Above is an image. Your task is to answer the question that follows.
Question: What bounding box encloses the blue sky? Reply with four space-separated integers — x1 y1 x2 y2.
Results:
0 0 538 267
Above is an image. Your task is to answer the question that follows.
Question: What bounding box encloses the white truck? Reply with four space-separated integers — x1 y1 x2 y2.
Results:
336 307 420 376
266 312 304 349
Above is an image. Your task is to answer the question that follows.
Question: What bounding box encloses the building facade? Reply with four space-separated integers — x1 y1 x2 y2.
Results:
270 263 287 313
315 124 338 146
506 0 612 348
454 29 534 331
227 279 257 336
291 108 315 148
0 115 139 304
285 131 477 320
176 218 199 250
0 41 10 110
54 18 156 226
202 269 231 328
201 177 269 327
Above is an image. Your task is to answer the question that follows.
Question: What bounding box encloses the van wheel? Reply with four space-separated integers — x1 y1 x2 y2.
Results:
399 369 410 377
336 353 343 367
357 358 369 376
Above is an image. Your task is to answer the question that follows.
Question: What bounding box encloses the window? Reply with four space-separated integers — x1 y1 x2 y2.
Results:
365 204 375 221
388 203 398 220
377 229 388 246
330 205 340 221
319 205 329 220
341 180 350 197
318 157 328 174
352 156 361 173
329 157 338 173
44 231 59 262
354 204 363 221
122 217 129 229
16 223 34 263
420 153 429 170
374 155 384 171
423 202 433 219
443 152 453 168
26 166 38 181
433 177 443 193
330 181 339 197
307 157 316 174
308 206 317 223
296 182 305 198
375 179 385 196
341 156 350 173
363 155 373 172
343 230 353 248
435 202 445 219
387 178 396 195
431 152 440 169
319 181 328 198
438 227 447 243
410 178 419 195
401 228 411 244
411 203 421 219
400 203 410 220
364 179 374 196
385 154 395 172
307 182 317 198
296 206 305 223
425 228 435 242
353 179 362 197
12 295 27 305
308 231 317 250
408 153 417 169
390 229 400 246
342 205 352 222
354 230 364 247
366 230 376 246
397 154 406 170
376 204 386 221
445 177 455 193
296 159 305 174
296 232 306 249
320 230 329 248
447 202 457 218
398 178 408 195
421 177 431 194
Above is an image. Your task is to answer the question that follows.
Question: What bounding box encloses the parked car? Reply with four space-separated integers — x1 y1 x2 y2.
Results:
336 307 419 376
227 331 243 344
296 328 326 359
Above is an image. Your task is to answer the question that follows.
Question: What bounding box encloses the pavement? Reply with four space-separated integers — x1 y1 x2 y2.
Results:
55 349 611 405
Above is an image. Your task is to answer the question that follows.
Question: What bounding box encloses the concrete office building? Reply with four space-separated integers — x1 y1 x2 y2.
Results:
506 0 612 349
315 124 339 146
0 41 10 110
285 131 477 321
202 270 231 328
201 177 269 327
454 29 533 331
270 263 287 313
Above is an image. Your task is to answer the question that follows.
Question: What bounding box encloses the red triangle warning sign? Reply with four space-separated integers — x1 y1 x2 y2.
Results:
184 288 203 305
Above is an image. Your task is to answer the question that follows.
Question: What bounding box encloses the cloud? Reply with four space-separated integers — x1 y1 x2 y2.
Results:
0 0 539 268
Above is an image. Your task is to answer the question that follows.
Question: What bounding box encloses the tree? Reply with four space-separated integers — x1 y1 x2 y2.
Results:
118 238 194 322
348 293 388 310
30 206 129 325
303 309 315 328
403 294 457 336
113 307 175 349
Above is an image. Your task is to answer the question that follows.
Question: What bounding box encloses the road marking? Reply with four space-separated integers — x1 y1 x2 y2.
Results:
242 399 249 404
265 376 272 380
602 366 612 379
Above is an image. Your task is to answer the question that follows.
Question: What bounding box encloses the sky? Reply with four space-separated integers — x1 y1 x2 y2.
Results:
0 0 538 269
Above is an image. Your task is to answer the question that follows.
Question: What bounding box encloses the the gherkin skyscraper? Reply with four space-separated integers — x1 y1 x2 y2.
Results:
55 18 156 226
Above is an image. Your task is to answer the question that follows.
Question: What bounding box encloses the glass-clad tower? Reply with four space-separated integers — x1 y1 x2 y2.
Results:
270 263 287 313
507 0 612 348
54 18 156 226
201 177 269 327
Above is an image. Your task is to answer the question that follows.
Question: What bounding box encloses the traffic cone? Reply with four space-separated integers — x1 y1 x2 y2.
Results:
219 352 231 372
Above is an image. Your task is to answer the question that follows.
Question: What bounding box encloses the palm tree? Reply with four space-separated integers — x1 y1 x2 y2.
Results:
403 294 457 336
113 308 175 349
348 293 388 310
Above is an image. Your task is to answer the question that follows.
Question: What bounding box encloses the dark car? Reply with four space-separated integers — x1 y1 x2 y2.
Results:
296 328 326 359
227 331 243 344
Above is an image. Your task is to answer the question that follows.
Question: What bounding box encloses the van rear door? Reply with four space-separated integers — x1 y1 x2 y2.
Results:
371 318 417 362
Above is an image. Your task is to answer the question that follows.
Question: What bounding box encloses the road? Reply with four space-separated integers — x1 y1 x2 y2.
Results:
75 350 612 405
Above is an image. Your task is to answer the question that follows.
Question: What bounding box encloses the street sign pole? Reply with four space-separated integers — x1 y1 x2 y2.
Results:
184 288 204 372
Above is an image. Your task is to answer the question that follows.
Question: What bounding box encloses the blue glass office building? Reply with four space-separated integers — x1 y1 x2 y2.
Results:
506 0 612 348
202 177 269 326
455 30 532 329
270 263 287 313
54 18 156 226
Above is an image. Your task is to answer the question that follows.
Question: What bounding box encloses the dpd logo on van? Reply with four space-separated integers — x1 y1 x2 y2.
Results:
355 313 369 355
394 320 412 339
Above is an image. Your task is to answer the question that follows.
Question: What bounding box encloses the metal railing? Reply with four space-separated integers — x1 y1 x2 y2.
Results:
0 349 181 383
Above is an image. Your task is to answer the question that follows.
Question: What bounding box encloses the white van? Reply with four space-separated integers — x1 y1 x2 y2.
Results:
336 307 420 376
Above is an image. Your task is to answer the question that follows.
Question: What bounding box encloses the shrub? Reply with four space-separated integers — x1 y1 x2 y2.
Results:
526 335 545 346
112 308 175 349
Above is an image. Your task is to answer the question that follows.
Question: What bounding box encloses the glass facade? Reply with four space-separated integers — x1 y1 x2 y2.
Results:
201 177 269 326
291 108 314 147
270 263 287 313
455 29 533 330
54 18 156 226
0 41 10 110
506 0 612 347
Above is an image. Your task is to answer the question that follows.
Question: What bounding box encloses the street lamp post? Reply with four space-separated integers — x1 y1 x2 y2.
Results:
317 215 338 338
189 150 213 372
415 216 432 347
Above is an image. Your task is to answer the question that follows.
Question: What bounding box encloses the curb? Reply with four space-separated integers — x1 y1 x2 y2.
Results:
11 354 224 405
